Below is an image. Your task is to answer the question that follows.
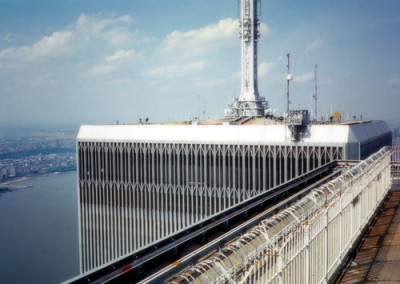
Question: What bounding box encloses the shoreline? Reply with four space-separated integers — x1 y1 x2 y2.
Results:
0 171 77 187
0 176 31 186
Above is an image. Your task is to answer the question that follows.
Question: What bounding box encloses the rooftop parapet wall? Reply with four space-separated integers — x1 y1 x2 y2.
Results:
77 120 390 147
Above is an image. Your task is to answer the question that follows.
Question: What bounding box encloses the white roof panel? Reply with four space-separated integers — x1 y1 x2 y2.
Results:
77 124 289 144
77 121 390 145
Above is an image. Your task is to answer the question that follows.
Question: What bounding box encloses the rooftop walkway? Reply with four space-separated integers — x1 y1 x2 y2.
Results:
335 181 400 283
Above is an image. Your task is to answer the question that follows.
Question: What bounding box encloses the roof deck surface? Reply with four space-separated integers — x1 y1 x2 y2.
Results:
335 184 400 283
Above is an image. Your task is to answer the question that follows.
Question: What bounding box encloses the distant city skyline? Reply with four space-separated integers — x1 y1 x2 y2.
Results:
1 0 400 128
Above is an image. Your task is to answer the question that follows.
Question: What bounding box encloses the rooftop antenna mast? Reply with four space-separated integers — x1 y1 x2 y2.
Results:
286 53 293 117
313 64 318 122
225 0 271 118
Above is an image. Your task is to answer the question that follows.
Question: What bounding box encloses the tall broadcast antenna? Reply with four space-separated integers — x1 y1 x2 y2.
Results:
225 0 271 118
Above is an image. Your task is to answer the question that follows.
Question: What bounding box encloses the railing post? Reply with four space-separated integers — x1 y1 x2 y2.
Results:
304 222 310 284
277 247 285 284
324 208 329 283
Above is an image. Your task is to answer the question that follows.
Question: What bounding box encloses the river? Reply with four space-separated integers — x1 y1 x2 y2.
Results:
0 172 79 284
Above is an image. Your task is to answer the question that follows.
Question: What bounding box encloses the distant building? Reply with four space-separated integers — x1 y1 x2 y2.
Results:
1 168 7 180
8 166 16 178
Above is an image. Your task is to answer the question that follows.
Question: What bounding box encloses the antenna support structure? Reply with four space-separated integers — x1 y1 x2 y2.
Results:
225 0 272 118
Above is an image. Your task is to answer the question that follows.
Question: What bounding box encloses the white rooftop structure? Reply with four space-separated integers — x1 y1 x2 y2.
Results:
77 121 387 144
78 120 390 160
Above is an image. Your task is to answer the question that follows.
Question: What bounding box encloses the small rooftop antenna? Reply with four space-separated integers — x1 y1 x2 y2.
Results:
313 64 318 122
284 54 310 141
286 53 293 117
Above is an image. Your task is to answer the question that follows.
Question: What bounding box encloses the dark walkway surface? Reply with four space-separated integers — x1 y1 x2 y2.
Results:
336 182 400 283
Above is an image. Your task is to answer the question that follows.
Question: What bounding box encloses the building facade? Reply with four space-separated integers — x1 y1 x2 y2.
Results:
77 121 391 272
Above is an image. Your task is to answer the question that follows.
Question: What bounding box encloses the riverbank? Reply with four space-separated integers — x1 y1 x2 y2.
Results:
0 177 33 190
0 171 76 191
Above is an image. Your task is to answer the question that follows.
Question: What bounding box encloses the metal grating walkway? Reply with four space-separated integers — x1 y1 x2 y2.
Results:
336 184 400 283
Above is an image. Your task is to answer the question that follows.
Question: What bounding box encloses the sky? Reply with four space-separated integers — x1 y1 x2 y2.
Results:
1 0 400 129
